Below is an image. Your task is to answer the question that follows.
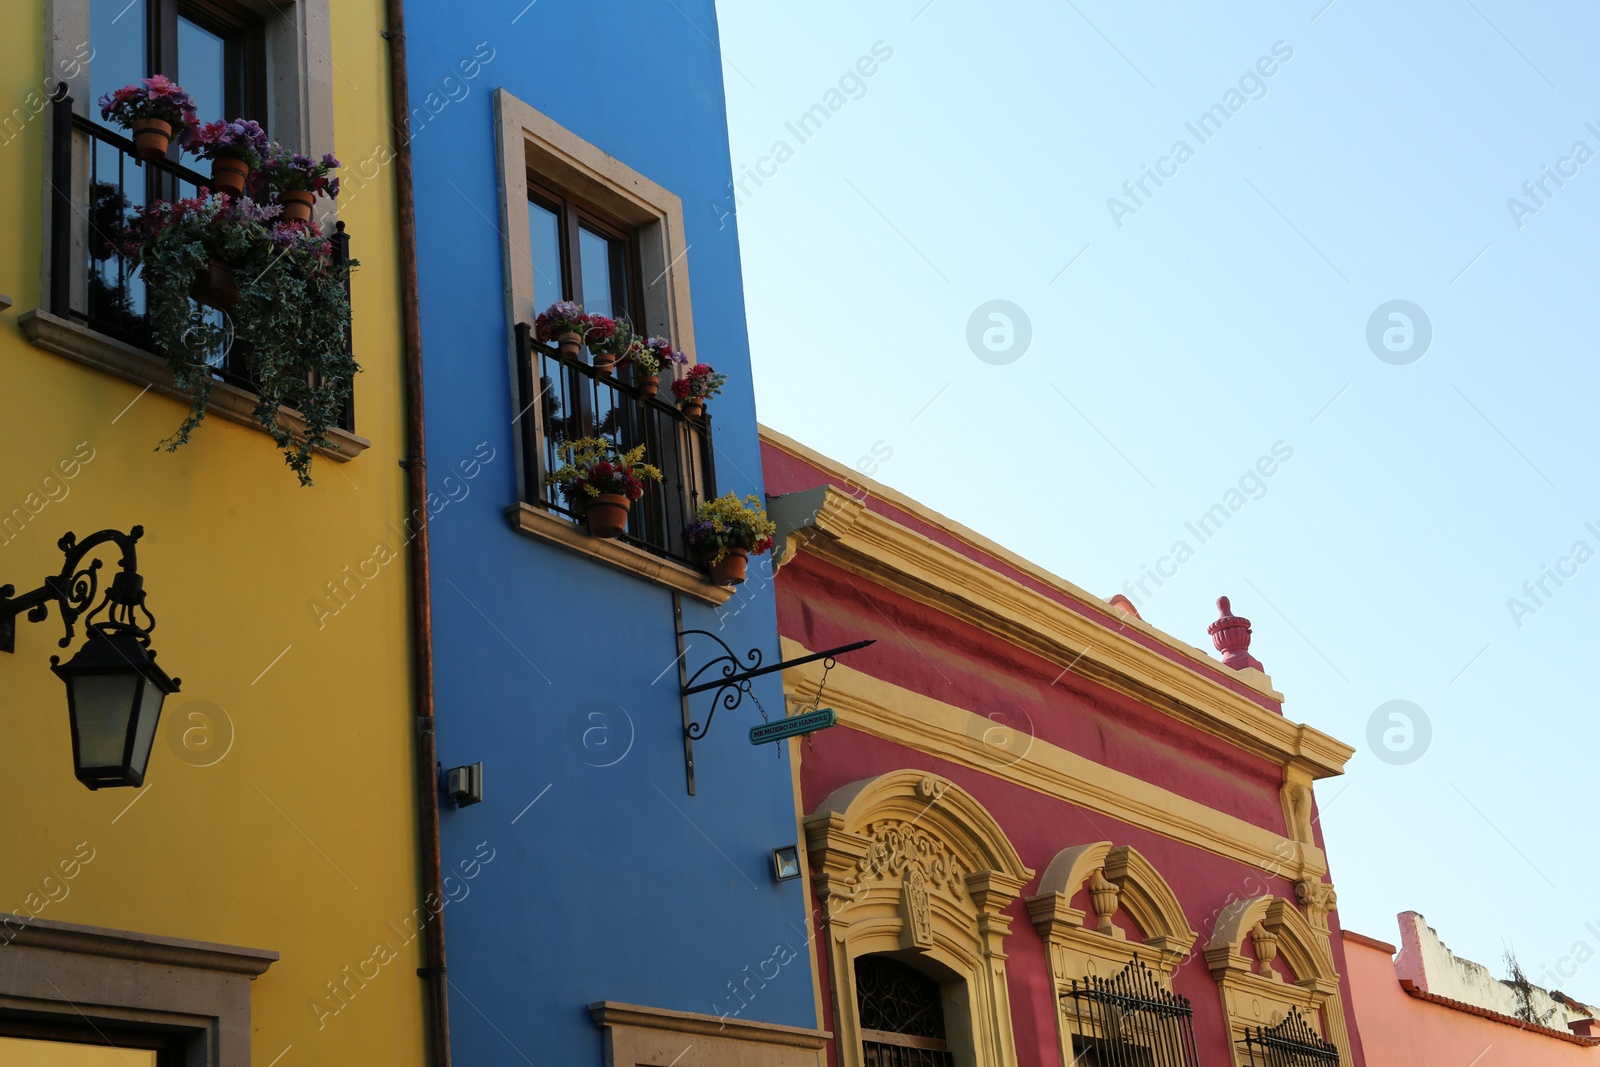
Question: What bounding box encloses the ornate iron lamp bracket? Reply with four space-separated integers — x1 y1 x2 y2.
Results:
0 526 157 654
672 593 872 795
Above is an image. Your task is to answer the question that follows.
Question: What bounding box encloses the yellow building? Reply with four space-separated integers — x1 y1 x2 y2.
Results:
0 1 425 1063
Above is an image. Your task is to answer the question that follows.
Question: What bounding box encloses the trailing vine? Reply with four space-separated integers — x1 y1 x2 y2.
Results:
125 194 357 485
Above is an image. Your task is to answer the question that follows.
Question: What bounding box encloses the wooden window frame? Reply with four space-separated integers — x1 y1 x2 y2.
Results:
158 0 271 128
527 176 647 326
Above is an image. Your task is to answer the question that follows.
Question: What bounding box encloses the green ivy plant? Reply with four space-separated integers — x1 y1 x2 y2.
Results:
124 194 358 485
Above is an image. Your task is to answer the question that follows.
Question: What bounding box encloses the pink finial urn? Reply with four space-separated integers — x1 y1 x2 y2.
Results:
1208 596 1263 672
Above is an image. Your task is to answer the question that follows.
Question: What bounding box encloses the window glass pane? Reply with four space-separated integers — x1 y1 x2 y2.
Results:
177 15 226 169
528 199 562 310
578 225 618 320
0 1036 158 1066
89 0 147 109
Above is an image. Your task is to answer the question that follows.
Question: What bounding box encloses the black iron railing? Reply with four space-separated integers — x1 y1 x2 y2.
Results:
47 86 354 432
515 322 716 564
1062 957 1202 1067
1239 1006 1339 1067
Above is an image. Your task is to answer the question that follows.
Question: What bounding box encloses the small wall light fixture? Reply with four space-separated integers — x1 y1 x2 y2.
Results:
1 527 179 790
444 762 483 807
771 845 801 882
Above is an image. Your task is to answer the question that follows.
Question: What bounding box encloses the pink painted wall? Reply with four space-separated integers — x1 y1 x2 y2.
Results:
1344 933 1599 1066
766 442 1369 1067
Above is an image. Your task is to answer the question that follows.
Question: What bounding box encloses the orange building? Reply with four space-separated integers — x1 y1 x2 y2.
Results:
1344 916 1600 1065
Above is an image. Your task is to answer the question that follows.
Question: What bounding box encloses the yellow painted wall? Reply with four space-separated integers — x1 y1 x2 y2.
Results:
0 2 425 1064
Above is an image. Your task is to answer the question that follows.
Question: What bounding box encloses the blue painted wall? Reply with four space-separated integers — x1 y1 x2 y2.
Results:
399 1 814 1063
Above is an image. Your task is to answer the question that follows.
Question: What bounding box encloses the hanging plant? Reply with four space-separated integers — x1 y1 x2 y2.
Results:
671 362 727 420
534 301 590 359
684 493 776 586
98 76 198 161
628 334 686 399
120 194 359 486
255 148 342 222
188 118 269 195
543 437 662 538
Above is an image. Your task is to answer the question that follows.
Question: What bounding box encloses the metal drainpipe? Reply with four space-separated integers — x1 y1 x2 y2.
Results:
381 3 451 1065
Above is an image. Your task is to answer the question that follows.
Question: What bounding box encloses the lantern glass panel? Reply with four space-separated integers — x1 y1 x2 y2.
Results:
128 674 167 779
71 671 142 767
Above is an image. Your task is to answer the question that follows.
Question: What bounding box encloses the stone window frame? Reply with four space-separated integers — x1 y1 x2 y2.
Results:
803 770 1033 1067
0 916 276 1065
491 88 730 605
1204 894 1354 1065
1025 841 1201 1065
21 0 370 462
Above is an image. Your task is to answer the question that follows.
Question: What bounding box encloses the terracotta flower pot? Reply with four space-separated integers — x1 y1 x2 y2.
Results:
681 398 704 420
210 157 250 196
190 258 240 312
638 374 659 400
131 118 172 163
556 331 582 360
584 493 630 539
278 189 315 223
711 547 748 586
592 351 616 376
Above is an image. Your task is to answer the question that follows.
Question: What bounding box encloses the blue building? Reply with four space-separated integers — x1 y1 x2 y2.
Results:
398 2 824 1063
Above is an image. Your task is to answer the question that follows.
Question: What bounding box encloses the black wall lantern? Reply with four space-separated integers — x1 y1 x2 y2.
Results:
1 527 180 789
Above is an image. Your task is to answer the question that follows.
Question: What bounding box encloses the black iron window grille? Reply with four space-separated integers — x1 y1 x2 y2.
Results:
514 323 715 564
855 955 955 1067
1062 956 1201 1067
1239 1006 1339 1067
47 87 354 432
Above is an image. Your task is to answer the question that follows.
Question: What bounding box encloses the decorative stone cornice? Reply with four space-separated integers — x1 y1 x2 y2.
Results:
1 915 277 976
761 446 1354 780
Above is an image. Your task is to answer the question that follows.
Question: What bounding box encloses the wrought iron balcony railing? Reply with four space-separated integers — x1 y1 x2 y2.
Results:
514 322 717 566
1062 956 1202 1067
1239 1006 1340 1067
46 86 353 432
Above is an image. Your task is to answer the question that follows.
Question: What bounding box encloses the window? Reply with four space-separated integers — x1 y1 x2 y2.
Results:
1062 957 1200 1067
0 1024 181 1066
527 181 643 327
518 173 707 561
88 0 268 151
25 0 366 459
0 916 275 1067
803 771 1032 1067
81 0 267 385
1024 842 1203 1067
856 956 955 1067
497 90 726 600
1203 896 1353 1066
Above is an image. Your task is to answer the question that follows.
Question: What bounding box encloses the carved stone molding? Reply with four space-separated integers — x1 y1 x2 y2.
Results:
803 770 1032 1067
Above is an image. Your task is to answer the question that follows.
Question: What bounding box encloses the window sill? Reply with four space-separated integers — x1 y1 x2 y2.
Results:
506 502 733 606
17 308 371 462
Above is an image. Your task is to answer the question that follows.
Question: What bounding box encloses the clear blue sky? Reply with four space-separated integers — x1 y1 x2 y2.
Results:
717 0 1600 995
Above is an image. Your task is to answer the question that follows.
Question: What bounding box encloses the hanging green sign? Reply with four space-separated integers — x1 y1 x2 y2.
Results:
749 708 837 746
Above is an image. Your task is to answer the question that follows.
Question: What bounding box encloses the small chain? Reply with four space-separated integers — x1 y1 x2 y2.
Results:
806 659 835 751
810 658 834 713
749 684 770 722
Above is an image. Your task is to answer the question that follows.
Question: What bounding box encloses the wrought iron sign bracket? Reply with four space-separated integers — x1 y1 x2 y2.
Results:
673 593 872 795
0 526 156 654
